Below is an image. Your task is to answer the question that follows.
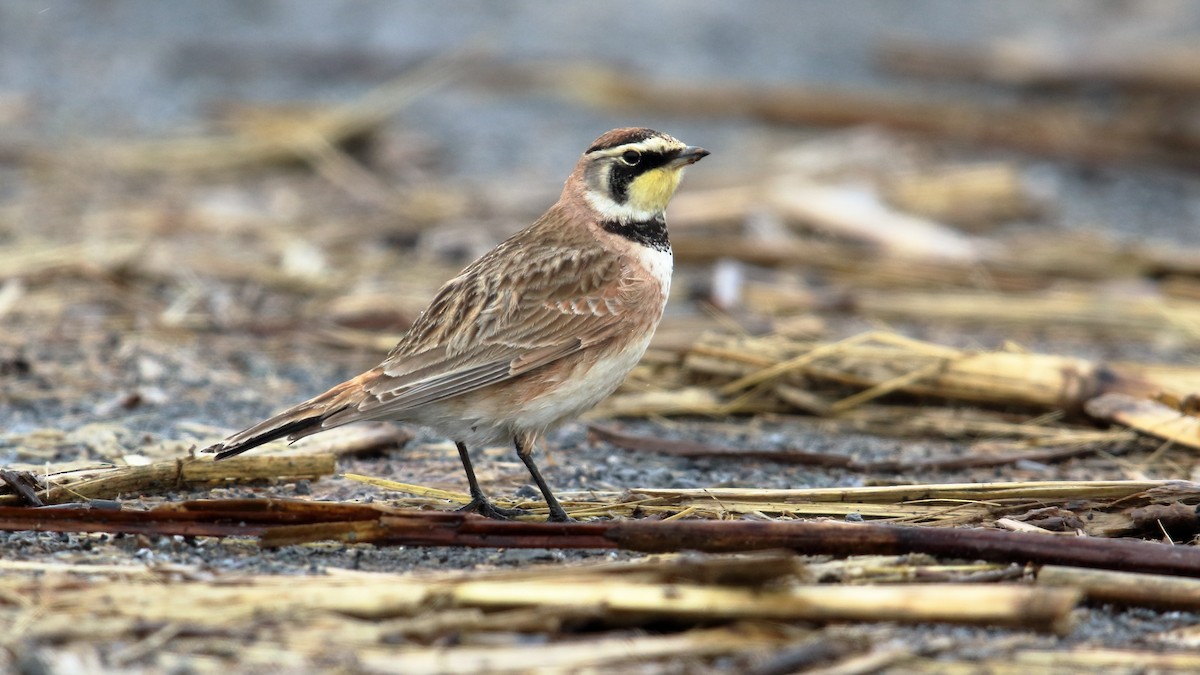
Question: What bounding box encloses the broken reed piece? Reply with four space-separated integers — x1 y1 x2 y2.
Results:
766 179 981 261
0 558 1073 659
446 578 1078 634
687 331 1165 417
880 163 1044 232
0 240 145 284
1006 649 1200 673
0 469 43 506
360 627 783 674
904 649 1200 674
1085 393 1200 450
1038 565 1200 611
0 454 336 506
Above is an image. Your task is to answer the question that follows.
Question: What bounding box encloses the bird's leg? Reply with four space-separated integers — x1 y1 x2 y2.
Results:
513 435 573 523
455 442 525 519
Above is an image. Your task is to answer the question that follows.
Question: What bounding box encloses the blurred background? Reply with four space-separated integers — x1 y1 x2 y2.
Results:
4 0 1200 442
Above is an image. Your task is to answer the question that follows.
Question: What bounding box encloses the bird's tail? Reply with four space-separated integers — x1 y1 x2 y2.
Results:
203 377 366 461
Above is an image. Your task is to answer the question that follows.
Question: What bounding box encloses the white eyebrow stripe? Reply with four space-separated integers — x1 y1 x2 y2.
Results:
598 136 683 157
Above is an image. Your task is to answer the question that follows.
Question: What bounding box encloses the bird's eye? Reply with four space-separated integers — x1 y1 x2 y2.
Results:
621 150 641 166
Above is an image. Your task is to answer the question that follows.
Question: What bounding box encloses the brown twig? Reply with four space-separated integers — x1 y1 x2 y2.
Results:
0 498 379 538
3 498 1198 578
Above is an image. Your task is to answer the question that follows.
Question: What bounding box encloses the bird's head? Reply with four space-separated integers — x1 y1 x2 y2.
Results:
571 127 708 224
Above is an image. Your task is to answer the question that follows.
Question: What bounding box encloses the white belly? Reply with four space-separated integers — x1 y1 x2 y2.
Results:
637 245 673 306
512 331 654 433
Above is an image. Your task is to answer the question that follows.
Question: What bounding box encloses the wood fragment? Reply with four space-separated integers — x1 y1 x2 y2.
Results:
686 329 1190 417
1128 502 1200 540
448 578 1078 633
0 240 144 282
881 163 1043 231
1085 392 1200 451
697 331 1164 417
1038 565 1200 610
0 470 43 506
768 180 981 261
1011 648 1200 671
0 455 337 506
354 626 783 674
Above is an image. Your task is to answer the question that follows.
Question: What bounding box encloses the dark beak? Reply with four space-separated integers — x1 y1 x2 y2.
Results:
670 146 710 167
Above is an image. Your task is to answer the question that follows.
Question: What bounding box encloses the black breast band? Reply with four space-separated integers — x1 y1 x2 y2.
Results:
601 217 670 252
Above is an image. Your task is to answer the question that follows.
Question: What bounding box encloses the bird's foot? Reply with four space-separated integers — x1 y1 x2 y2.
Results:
546 505 575 523
458 497 527 520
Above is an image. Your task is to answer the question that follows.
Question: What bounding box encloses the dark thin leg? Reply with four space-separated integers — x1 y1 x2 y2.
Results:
455 441 525 520
514 436 572 523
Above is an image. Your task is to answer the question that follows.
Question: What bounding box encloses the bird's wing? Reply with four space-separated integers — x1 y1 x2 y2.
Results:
322 235 658 424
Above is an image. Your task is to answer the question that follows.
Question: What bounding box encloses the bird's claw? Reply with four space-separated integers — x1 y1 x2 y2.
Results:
458 497 527 520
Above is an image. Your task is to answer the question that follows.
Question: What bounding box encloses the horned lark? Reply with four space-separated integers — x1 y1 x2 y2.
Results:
205 127 708 521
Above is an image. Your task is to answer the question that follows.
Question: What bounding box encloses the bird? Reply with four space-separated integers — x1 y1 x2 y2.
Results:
204 127 708 522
